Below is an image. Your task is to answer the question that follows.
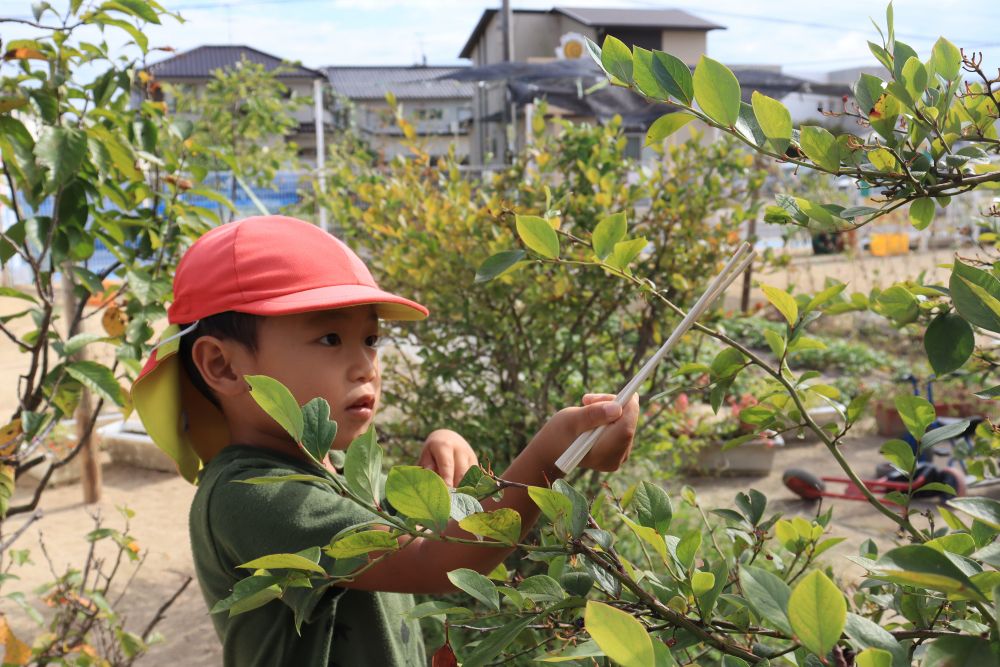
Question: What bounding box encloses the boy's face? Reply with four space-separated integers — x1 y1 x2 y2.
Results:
240 305 382 451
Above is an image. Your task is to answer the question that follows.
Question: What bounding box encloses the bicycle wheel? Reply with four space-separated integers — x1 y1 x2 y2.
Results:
783 468 825 500
936 467 967 498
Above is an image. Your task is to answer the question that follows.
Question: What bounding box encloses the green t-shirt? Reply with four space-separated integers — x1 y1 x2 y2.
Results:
189 445 426 666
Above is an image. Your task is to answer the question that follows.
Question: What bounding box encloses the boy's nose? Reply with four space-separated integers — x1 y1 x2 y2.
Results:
349 349 378 383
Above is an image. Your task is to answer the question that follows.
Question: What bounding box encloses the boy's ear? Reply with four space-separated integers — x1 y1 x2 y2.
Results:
191 336 250 398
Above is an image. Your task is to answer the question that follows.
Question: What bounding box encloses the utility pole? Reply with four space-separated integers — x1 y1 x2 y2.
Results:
314 77 328 233
500 0 515 162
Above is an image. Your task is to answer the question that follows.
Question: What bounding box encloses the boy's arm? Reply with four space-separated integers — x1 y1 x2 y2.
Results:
340 394 639 594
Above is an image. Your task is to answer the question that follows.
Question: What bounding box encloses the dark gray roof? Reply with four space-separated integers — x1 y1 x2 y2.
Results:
555 7 724 30
323 66 475 100
460 6 723 58
148 45 323 79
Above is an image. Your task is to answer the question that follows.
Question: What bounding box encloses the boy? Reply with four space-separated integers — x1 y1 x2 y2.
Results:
131 215 639 666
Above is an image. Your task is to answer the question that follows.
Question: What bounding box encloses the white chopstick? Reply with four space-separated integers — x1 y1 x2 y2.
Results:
554 243 756 474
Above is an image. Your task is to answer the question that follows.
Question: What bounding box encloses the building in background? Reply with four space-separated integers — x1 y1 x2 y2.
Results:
146 45 330 162
458 6 724 165
323 66 474 161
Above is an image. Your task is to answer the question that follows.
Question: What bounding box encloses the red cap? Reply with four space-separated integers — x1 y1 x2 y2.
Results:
131 216 427 483
168 215 427 323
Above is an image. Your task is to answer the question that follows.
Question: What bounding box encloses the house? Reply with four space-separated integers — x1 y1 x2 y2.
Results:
457 6 724 164
146 45 331 163
323 66 474 161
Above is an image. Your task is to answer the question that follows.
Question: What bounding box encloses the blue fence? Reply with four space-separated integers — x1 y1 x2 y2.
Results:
3 171 308 284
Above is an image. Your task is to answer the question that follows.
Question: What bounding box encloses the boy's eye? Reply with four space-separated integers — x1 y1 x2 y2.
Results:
366 335 382 348
320 333 341 346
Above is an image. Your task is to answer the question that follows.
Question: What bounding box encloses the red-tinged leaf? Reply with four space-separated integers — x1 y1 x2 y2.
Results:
432 642 458 667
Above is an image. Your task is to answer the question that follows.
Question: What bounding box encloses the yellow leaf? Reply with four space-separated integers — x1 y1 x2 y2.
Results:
0 617 32 665
3 47 46 61
0 419 23 457
101 303 128 338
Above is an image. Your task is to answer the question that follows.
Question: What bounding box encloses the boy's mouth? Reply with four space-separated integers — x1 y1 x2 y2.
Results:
345 395 375 417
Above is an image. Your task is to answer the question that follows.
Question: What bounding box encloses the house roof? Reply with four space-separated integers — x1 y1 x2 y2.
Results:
459 6 724 58
147 45 323 79
323 66 475 101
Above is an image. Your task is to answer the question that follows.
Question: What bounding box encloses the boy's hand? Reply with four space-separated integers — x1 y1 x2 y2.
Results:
545 393 639 472
418 429 478 487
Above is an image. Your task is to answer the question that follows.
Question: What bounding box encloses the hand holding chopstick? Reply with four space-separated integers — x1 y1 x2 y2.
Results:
554 242 757 474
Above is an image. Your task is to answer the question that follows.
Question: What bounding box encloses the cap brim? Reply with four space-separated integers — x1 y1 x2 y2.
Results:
232 284 428 321
132 333 230 484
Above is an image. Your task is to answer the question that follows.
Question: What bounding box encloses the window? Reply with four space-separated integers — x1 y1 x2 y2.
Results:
414 107 444 121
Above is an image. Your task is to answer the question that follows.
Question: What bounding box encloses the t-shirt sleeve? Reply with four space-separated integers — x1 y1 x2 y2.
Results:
208 461 377 571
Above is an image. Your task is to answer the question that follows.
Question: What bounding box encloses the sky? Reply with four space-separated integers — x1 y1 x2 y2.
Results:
2 0 998 79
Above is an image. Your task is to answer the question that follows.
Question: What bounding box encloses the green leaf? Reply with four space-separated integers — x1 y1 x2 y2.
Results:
711 347 746 380
605 237 647 271
651 50 693 104
751 91 792 153
458 508 521 545
847 392 873 423
537 640 604 663
948 497 1000 530
600 36 633 85
325 530 398 559
385 466 451 530
922 419 972 451
343 426 382 504
764 329 786 357
300 398 337 464
925 533 976 557
807 282 846 313
592 212 627 259
447 567 499 611
894 394 936 441
931 37 962 81
645 112 696 146
245 375 303 442
553 479 589 539
761 284 798 326
105 0 161 24
461 614 537 667
622 516 668 562
0 287 38 303
975 384 1000 400
691 570 715 596
954 273 1000 334
515 215 559 259
924 312 974 375
799 125 840 172
519 574 566 603
900 57 928 103
633 47 692 105
693 55 741 126
874 544 985 601
880 439 915 474
844 613 908 667
631 481 672 535
909 198 935 230
65 361 124 406
63 332 106 356
675 530 701 570
210 574 280 616
856 648 892 667
238 552 325 575
584 600 655 667
528 486 573 524
788 570 846 658
922 636 999 666
854 73 886 114
738 566 793 636
475 250 525 283
35 126 88 188
877 285 919 324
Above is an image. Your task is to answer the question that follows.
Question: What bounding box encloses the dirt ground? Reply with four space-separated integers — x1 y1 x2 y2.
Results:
0 247 986 663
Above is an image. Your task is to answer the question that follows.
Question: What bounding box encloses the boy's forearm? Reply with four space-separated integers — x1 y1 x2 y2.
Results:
405 435 567 590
